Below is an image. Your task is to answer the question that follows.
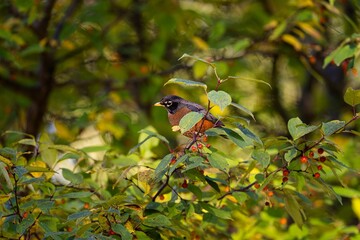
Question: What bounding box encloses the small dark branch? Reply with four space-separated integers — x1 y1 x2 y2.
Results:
53 0 83 41
270 54 289 124
13 176 23 222
218 181 258 201
152 174 169 201
22 211 43 240
0 76 38 98
32 0 57 39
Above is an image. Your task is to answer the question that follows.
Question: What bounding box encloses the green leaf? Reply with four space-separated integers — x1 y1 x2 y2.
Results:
269 21 287 40
142 214 172 227
205 176 221 193
0 162 13 189
20 44 44 56
237 125 263 146
227 76 272 89
200 202 232 220
139 129 169 144
233 38 251 51
284 190 306 228
183 156 203 172
67 210 92 220
178 53 215 68
193 61 209 79
169 154 188 175
80 145 111 153
14 166 28 178
288 117 319 140
344 87 360 107
17 138 37 147
207 127 247 148
62 168 83 184
57 192 93 199
333 44 356 66
251 150 270 168
135 231 151 240
258 172 277 192
179 112 204 134
230 102 255 120
333 186 360 198
284 147 298 162
208 90 232 111
154 154 172 182
233 192 248 203
164 78 207 92
113 224 132 240
188 184 203 200
208 152 229 172
321 120 345 136
16 214 35 234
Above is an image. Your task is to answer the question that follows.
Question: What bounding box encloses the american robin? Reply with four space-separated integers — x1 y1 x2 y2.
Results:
154 95 224 138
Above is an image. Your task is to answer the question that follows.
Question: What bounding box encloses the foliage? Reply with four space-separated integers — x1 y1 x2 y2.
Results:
1 0 360 239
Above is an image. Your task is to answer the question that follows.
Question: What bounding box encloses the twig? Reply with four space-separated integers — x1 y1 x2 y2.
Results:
218 181 258 200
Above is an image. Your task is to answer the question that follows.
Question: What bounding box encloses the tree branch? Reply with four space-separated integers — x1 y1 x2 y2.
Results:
53 0 83 41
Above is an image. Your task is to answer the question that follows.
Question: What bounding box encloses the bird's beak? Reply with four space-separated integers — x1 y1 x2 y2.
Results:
154 102 163 107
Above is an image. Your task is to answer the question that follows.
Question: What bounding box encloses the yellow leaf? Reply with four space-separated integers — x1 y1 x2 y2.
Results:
193 61 208 79
0 194 11 204
55 121 74 141
225 195 238 203
282 34 302 51
298 0 314 8
109 92 122 104
0 155 13 166
29 160 47 178
62 40 75 50
352 198 360 219
297 22 322 40
192 36 209 51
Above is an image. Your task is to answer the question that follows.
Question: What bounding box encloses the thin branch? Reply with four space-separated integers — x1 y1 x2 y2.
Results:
218 181 258 200
53 0 82 41
152 174 169 201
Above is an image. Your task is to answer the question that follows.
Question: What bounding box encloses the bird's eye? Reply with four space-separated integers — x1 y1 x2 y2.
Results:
165 101 172 107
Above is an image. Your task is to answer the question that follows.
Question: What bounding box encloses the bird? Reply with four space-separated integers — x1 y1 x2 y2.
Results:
154 95 224 138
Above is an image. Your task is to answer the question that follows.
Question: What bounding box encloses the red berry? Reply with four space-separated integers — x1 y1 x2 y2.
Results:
254 183 260 189
83 202 90 209
182 180 188 188
202 135 208 142
308 151 314 158
318 148 324 154
206 143 211 148
170 157 177 164
109 229 115 235
283 169 290 177
191 146 197 152
313 172 321 178
197 143 203 149
300 156 308 163
159 194 165 200
22 212 28 219
282 177 289 183
317 165 323 171
319 156 326 162
267 191 274 197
